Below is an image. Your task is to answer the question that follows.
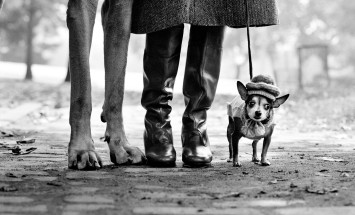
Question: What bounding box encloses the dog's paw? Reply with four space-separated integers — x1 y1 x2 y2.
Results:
68 149 102 170
124 145 147 165
109 144 132 165
227 158 232 163
261 160 271 166
252 157 260 163
233 162 242 167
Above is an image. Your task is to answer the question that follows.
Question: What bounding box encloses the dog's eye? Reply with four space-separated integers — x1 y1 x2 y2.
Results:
264 104 270 110
248 102 255 108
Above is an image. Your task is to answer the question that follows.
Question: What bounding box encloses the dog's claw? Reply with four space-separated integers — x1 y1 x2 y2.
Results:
106 130 146 165
252 157 260 163
108 143 146 165
261 160 271 166
68 149 103 170
233 162 242 167
110 147 130 165
125 146 147 165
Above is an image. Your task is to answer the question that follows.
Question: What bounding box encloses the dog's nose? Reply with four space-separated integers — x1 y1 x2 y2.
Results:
255 111 262 117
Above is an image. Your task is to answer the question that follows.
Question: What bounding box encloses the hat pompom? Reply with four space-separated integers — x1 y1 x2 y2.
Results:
251 75 275 85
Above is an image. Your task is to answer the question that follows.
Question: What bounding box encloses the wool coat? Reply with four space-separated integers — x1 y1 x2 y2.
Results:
131 0 278 34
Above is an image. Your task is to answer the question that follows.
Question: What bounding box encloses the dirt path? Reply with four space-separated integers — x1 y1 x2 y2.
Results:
1 80 355 214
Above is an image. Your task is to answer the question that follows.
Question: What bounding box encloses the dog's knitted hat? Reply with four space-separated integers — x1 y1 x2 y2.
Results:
246 75 280 101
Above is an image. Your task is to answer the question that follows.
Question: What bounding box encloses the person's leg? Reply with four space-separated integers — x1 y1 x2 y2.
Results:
182 25 225 167
101 0 146 165
67 0 102 169
142 24 184 167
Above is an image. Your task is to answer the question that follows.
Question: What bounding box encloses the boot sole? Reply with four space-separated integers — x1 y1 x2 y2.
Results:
182 161 212 168
147 159 176 168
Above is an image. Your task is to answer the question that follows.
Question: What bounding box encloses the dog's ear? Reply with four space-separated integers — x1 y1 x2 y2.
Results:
273 94 289 108
237 81 248 101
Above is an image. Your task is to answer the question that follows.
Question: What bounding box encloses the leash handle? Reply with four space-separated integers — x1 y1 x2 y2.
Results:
245 0 253 80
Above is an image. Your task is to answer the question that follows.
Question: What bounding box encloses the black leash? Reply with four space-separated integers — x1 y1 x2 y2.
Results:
245 0 253 80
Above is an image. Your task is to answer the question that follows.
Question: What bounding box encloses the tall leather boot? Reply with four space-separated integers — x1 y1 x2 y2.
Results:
142 24 184 167
182 25 225 167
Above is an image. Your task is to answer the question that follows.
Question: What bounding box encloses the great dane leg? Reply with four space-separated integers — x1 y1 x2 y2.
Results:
101 0 146 164
67 0 102 169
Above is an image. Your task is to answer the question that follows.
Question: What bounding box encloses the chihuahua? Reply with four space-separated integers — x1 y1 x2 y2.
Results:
227 75 289 167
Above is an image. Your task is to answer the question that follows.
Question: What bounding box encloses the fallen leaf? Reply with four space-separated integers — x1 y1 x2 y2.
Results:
16 138 36 144
11 146 37 155
329 188 338 193
305 186 327 195
0 186 18 192
5 173 17 178
214 192 242 199
305 186 338 195
269 179 278 184
290 183 298 188
223 172 233 176
258 191 267 195
23 147 37 154
0 130 14 137
11 146 22 155
340 173 350 178
47 181 63 187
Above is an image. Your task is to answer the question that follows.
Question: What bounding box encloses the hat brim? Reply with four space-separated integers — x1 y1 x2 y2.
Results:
246 82 280 97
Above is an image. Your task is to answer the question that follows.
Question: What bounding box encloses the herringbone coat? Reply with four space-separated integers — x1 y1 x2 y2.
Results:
132 0 278 34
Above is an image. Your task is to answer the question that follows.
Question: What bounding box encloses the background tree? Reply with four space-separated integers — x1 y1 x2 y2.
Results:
0 0 66 80
65 59 70 82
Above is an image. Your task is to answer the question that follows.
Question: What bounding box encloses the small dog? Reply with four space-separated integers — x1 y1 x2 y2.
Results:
227 75 289 167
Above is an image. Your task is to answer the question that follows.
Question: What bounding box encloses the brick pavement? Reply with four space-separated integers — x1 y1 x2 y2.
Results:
1 102 355 215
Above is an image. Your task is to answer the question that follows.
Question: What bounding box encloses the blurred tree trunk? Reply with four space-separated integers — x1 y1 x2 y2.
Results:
268 49 279 84
64 59 70 82
25 0 35 80
297 47 303 91
0 0 4 11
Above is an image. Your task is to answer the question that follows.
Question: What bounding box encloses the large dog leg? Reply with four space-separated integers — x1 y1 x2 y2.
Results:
67 0 102 169
101 0 146 165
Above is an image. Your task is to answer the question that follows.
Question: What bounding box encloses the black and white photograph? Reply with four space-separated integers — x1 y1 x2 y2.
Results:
0 0 354 214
